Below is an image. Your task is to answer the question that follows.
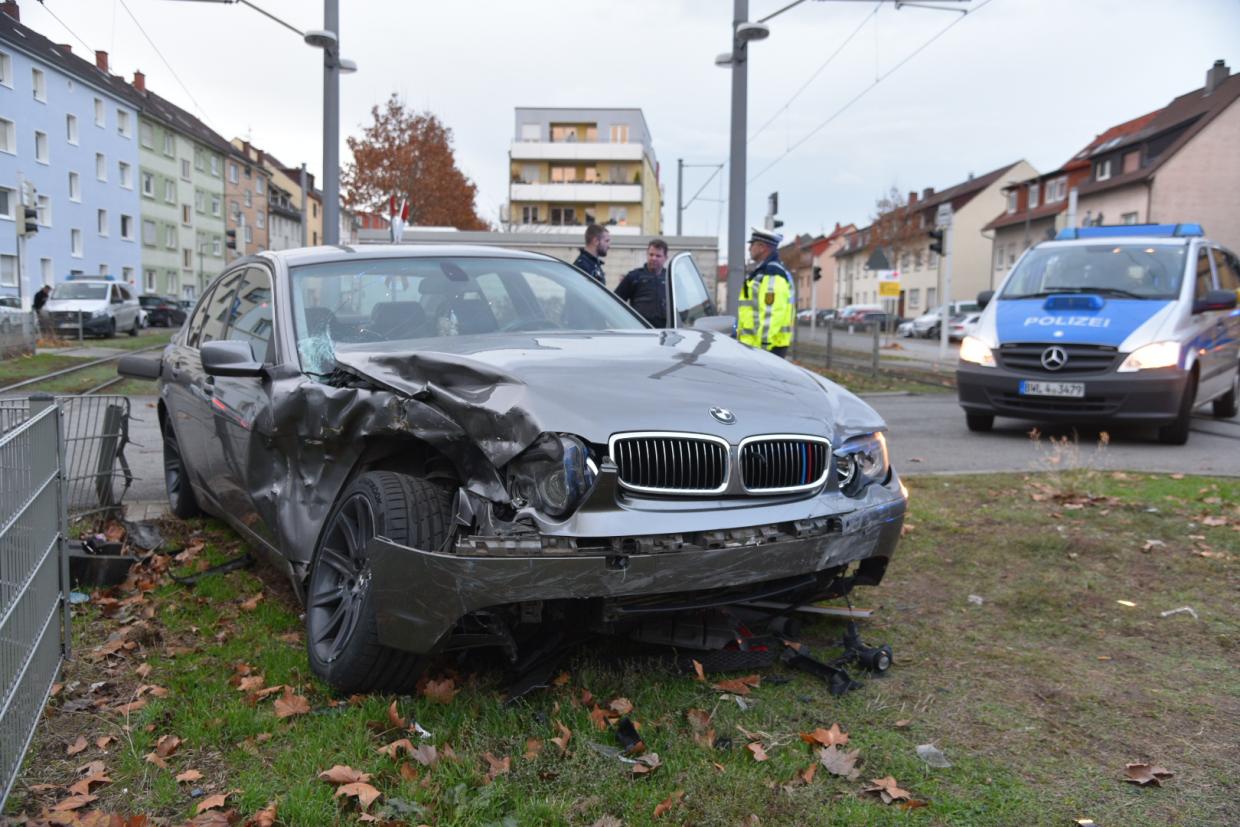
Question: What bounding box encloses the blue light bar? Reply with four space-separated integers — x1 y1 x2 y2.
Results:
1056 223 1204 240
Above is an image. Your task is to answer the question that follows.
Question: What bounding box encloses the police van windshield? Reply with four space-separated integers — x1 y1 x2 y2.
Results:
1000 244 1187 301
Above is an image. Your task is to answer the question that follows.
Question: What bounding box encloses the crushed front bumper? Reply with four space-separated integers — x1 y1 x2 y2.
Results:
367 477 906 654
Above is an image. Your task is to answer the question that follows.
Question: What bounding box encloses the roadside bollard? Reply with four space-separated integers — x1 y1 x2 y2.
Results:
826 322 833 370
872 322 880 378
78 310 84 343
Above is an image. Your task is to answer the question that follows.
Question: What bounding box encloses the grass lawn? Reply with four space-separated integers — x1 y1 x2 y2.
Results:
0 353 94 388
9 471 1238 826
0 332 170 394
796 362 953 395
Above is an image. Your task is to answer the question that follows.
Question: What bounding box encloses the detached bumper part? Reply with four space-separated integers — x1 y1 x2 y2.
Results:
367 482 905 654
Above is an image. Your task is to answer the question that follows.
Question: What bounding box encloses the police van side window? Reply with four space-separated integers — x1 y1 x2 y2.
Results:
1193 248 1215 301
1218 250 1240 294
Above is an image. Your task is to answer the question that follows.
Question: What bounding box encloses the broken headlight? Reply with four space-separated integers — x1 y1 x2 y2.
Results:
834 432 889 497
506 434 596 519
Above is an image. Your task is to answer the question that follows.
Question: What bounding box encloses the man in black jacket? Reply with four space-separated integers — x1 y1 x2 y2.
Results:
615 238 669 328
572 224 610 285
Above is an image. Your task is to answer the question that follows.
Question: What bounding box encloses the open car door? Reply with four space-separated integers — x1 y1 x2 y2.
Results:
667 251 735 335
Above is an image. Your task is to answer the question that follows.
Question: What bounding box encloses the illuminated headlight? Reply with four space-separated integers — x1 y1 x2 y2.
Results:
959 336 995 367
1117 341 1180 372
834 432 889 497
506 434 596 519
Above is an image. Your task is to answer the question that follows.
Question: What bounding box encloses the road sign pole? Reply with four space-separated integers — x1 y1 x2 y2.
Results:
939 224 952 361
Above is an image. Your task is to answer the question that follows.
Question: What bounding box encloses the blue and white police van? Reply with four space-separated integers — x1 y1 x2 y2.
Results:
956 224 1240 444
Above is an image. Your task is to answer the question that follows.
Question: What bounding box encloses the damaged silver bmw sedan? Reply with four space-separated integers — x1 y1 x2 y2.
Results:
123 245 907 693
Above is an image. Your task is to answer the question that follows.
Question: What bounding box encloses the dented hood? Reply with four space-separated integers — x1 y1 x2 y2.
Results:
330 329 882 449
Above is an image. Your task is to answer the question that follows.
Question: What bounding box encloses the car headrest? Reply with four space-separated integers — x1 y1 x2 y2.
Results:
371 301 427 330
447 297 497 335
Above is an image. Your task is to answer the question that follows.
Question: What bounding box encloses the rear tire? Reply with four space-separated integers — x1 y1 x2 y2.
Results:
106 319 116 339
966 412 994 432
1212 370 1238 419
129 317 140 337
164 423 202 518
1158 373 1197 445
306 471 452 694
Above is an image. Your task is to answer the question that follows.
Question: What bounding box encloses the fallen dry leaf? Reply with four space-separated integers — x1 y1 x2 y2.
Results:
524 738 544 760
66 736 88 756
154 734 181 758
589 705 609 731
239 592 264 611
747 742 769 762
398 762 419 782
693 727 716 751
51 794 98 812
235 675 265 693
408 743 438 767
632 752 662 775
691 660 705 681
482 751 511 784
176 769 203 783
551 720 573 755
67 772 111 796
335 781 382 811
653 789 684 818
552 671 570 687
377 738 415 759
893 719 911 729
1124 763 1174 786
421 677 459 704
250 802 278 827
195 792 230 814
608 697 634 716
94 735 115 750
1201 516 1227 527
800 763 817 784
711 674 761 696
273 686 310 719
318 765 372 785
387 700 406 729
800 723 849 748
819 745 862 780
144 751 168 770
134 663 152 679
861 775 912 804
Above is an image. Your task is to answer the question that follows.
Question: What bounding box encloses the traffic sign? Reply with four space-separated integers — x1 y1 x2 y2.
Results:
935 203 953 229
879 281 901 298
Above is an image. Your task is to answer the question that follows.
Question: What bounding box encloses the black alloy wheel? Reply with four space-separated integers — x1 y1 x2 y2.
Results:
163 423 201 518
308 491 375 665
1213 370 1239 419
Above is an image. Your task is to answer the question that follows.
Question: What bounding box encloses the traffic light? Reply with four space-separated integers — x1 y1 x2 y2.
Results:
812 266 822 282
225 229 237 250
928 228 945 256
19 206 38 237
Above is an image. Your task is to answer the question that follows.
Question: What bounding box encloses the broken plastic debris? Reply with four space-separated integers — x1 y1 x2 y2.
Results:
1159 606 1198 620
915 744 952 768
1116 600 1137 607
967 595 984 606
69 591 91 605
412 722 433 739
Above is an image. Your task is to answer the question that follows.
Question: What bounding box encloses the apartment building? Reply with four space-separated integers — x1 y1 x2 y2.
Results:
225 140 273 263
507 107 662 235
0 5 141 305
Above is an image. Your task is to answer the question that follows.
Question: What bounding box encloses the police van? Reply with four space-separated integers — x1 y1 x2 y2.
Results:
956 224 1240 444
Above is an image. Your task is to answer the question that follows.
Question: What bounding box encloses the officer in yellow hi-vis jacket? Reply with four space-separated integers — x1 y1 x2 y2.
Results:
737 227 795 357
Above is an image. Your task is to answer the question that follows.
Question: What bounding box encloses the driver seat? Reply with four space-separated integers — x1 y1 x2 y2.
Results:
371 301 428 340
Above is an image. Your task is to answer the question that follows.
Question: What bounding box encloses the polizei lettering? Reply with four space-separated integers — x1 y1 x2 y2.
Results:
1023 316 1111 328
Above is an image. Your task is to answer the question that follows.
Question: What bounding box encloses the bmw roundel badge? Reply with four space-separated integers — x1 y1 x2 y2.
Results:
710 407 736 425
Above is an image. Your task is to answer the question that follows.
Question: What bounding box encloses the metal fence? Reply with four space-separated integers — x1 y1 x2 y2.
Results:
0 310 37 360
0 396 69 806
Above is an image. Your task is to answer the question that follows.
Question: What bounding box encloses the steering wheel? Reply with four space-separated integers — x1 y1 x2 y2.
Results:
499 318 563 333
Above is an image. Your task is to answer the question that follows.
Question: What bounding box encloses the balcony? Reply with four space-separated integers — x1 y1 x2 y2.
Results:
509 182 642 203
510 141 644 162
508 223 642 236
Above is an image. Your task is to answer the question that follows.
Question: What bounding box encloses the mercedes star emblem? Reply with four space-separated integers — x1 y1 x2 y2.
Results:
1041 346 1068 371
710 407 736 424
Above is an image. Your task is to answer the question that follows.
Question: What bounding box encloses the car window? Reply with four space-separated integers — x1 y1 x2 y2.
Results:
185 287 216 346
224 266 275 363
51 282 108 300
197 270 246 347
1000 244 1187 300
110 286 124 304
1194 247 1215 301
1220 251 1240 294
670 253 715 326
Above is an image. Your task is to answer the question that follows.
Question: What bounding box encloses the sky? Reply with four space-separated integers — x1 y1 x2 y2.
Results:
24 0 1240 259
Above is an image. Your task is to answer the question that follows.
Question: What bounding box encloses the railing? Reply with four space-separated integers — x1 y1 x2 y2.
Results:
0 395 69 807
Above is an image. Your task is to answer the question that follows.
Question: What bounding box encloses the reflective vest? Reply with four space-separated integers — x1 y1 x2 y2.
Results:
737 261 794 350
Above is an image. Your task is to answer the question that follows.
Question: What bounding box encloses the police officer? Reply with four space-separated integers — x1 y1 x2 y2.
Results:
738 227 795 357
573 224 610 285
615 239 670 328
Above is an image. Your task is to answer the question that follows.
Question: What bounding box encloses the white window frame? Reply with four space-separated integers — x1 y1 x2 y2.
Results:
229 162 238 184
117 109 131 137
95 98 105 127
255 210 265 229
97 208 108 236
255 176 265 195
34 130 49 164
0 186 12 220
1028 182 1039 209
118 161 132 189
1096 159 1112 182
165 225 177 249
0 117 13 154
0 254 15 287
70 228 83 258
32 67 46 102
68 171 81 202
41 258 54 287
210 195 221 217
165 179 176 203
36 194 50 226
96 152 107 181
212 237 222 256
66 113 78 145
140 122 153 147
142 172 155 197
244 190 252 208
142 219 157 246
121 214 135 240
163 131 174 156
1005 190 1018 214
144 269 156 292
181 158 191 180
0 51 11 88
210 155 220 176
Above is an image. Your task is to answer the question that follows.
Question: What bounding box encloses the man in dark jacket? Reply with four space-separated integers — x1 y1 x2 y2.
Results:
572 224 610 285
615 239 669 328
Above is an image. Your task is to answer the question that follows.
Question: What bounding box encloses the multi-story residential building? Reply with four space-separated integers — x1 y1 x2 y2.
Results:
0 6 142 306
131 71 228 301
255 149 306 250
1075 60 1240 252
984 112 1157 283
307 188 323 246
790 223 853 312
225 140 272 263
507 107 662 235
834 161 1036 316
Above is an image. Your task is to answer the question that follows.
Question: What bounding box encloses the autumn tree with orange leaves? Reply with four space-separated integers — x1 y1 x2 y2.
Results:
343 94 489 230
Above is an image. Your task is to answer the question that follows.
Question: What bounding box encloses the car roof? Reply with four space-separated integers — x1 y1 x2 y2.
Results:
258 244 562 268
1036 235 1203 249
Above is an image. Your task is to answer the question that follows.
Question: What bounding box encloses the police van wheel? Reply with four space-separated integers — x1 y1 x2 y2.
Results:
1158 374 1197 445
965 412 994 433
1212 371 1238 419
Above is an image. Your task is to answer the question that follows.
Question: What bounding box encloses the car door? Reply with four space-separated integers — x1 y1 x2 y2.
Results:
1191 246 1224 400
208 264 279 545
1219 250 1240 375
666 252 725 330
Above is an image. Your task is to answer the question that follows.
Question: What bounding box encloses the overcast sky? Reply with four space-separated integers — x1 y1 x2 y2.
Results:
27 0 1240 256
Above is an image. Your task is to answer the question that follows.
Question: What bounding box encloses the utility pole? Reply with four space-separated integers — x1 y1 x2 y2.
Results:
725 0 751 316
300 163 309 246
676 158 684 236
322 0 340 245
939 223 953 361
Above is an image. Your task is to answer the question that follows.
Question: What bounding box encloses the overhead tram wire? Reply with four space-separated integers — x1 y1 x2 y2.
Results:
116 0 214 127
748 1 882 144
748 0 996 183
36 0 95 55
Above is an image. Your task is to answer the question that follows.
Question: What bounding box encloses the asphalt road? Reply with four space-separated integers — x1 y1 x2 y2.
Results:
119 389 1240 512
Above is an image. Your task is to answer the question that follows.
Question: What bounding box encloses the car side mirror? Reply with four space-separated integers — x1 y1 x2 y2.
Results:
201 340 265 377
1192 289 1238 314
117 354 161 380
977 290 994 310
692 315 737 337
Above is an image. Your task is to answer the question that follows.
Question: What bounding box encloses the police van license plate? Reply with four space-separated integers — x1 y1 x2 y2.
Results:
1020 380 1085 398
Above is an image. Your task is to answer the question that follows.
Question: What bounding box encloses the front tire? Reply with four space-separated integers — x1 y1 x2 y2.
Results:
1212 370 1238 419
164 423 202 518
306 471 452 694
1158 373 1197 445
129 317 140 337
966 412 994 432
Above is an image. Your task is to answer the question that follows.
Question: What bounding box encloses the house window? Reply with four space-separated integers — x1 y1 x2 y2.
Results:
1121 212 1139 225
36 194 50 226
0 117 13 153
183 248 193 268
121 214 134 240
165 180 176 203
71 228 83 257
210 155 219 176
195 190 205 212
212 237 221 256
1005 190 1018 214
142 219 156 246
66 113 78 144
181 159 191 180
96 153 107 181
613 206 627 225
244 190 252 208
229 162 238 184
521 206 539 223
0 255 15 287
163 131 174 156
144 269 156 292
95 98 105 127
1122 150 1140 174
42 258 53 286
34 130 49 163
119 161 132 189
0 51 11 87
68 171 81 202
142 172 154 196
245 225 253 243
97 209 108 236
1096 159 1112 182
926 287 937 308
550 207 576 225
312 203 318 218
165 225 177 249
32 67 46 101
519 123 540 141
230 200 240 222
1028 182 1039 209
117 109 131 137
255 211 265 229
255 176 265 195
609 124 629 143
211 195 221 216
0 186 10 219
141 122 154 147
182 204 192 224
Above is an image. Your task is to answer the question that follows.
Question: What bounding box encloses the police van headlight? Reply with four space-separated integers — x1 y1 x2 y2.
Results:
1118 341 1180 372
959 336 995 367
834 433 889 497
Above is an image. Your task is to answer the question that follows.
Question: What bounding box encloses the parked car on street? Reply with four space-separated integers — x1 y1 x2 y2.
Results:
796 308 815 323
120 245 908 693
45 279 141 338
836 304 884 325
140 294 189 327
897 319 917 337
948 312 982 341
911 301 980 338
815 309 837 325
